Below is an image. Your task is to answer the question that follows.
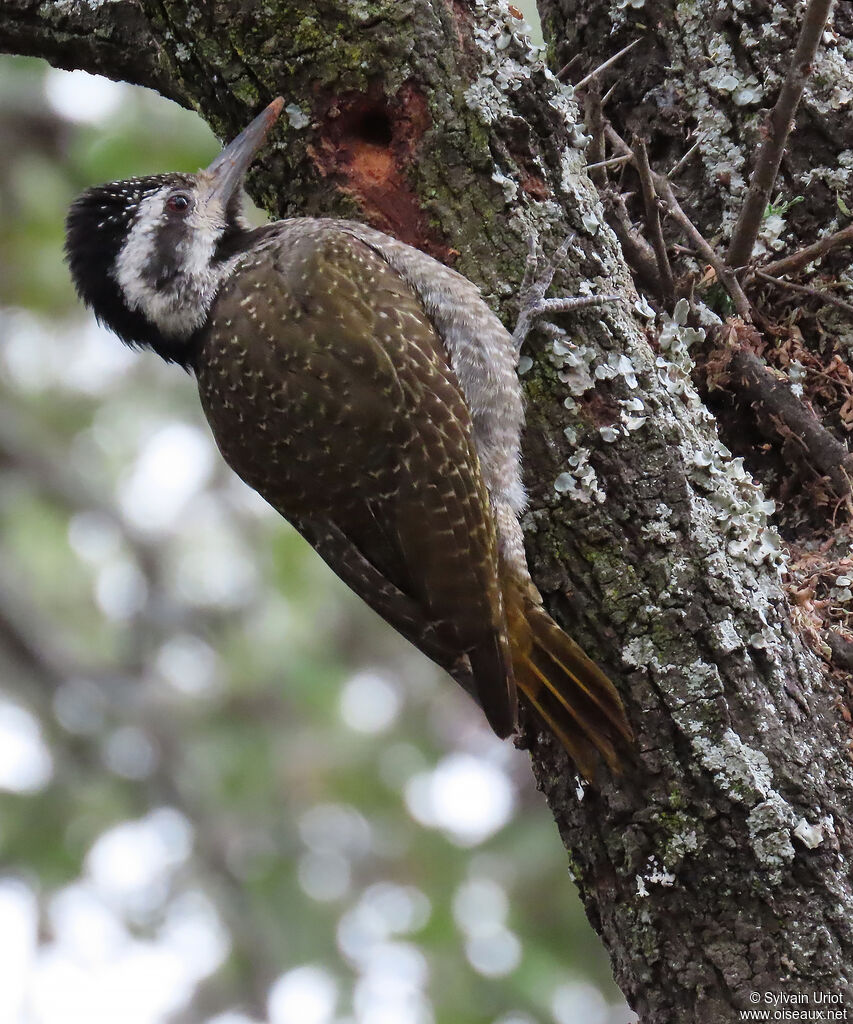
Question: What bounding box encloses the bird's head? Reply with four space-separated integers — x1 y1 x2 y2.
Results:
65 97 284 367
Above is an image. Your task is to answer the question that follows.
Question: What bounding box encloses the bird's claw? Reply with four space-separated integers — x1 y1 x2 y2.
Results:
512 232 622 353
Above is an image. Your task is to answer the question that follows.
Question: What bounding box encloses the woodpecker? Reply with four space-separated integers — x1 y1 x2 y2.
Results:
66 98 632 777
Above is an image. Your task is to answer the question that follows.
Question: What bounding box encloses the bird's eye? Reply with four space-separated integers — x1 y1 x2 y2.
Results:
166 194 191 214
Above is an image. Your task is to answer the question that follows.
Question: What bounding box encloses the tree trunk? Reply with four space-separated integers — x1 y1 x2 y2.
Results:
2 1 852 1019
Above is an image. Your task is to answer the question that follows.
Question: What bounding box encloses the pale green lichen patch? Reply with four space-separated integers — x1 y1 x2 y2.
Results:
636 855 677 897
463 0 621 266
676 659 725 707
690 729 797 876
691 730 776 803
553 447 606 504
793 817 825 849
491 166 519 202
641 503 679 545
659 813 701 867
50 0 115 11
748 800 796 872
658 298 705 375
553 336 598 396
464 0 547 129
707 617 744 656
621 617 813 878
285 103 310 130
651 302 787 575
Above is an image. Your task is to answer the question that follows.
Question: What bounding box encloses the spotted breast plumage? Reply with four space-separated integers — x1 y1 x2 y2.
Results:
65 97 632 778
199 224 515 734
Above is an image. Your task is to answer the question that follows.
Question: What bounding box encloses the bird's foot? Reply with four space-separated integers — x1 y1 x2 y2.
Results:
512 233 622 352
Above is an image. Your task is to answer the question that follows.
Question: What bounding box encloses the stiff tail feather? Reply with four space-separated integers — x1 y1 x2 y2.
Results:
504 581 633 779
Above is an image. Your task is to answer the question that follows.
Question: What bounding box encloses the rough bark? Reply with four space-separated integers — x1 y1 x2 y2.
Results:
2 1 852 1021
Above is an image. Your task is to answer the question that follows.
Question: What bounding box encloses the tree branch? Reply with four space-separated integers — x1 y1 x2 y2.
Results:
633 136 675 302
725 0 835 269
754 268 853 319
761 224 853 279
0 0 183 103
603 189 662 294
721 345 853 501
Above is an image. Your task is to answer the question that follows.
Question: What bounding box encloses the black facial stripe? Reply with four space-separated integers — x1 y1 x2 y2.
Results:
207 189 250 262
145 218 191 288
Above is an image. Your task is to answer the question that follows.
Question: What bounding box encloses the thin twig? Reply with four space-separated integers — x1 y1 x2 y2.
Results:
585 88 607 186
804 364 853 395
574 39 640 91
556 53 582 82
606 125 753 318
604 191 662 294
601 81 618 107
761 224 853 279
658 177 753 319
633 137 676 302
725 0 834 269
754 269 853 318
585 154 632 172
669 140 700 179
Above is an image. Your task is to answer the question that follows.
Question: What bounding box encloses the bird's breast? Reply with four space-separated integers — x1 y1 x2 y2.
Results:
193 283 406 521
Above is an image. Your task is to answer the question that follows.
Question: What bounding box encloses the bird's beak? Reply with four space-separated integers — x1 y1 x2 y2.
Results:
201 96 285 204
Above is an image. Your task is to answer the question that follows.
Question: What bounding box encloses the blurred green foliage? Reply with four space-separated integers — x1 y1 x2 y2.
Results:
0 50 630 1024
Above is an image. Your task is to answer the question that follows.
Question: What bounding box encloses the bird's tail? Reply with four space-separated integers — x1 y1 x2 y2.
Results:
503 575 633 780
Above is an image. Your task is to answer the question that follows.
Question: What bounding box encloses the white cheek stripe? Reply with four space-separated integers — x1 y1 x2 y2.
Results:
112 191 236 340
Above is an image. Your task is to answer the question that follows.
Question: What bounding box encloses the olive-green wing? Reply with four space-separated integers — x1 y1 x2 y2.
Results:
198 227 516 735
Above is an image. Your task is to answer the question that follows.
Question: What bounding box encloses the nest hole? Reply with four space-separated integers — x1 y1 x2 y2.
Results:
354 108 393 146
